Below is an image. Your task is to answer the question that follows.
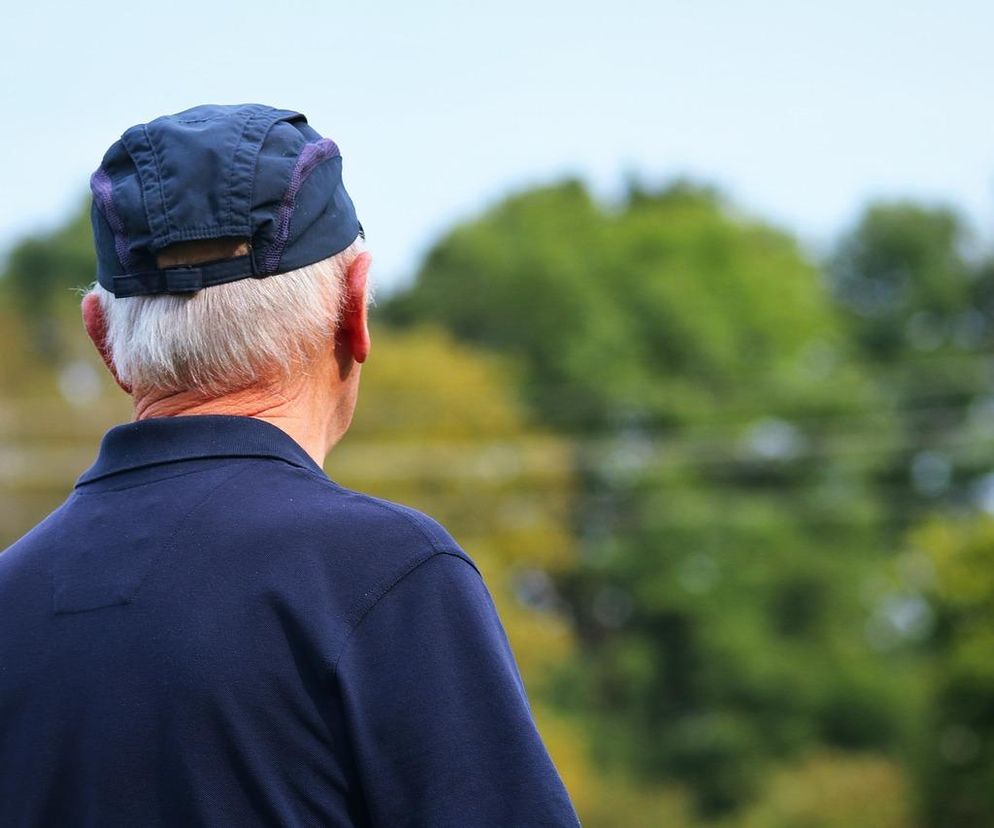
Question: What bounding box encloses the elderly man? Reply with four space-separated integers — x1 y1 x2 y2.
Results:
0 104 580 827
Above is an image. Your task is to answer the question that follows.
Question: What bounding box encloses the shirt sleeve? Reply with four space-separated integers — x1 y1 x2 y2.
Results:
335 550 581 828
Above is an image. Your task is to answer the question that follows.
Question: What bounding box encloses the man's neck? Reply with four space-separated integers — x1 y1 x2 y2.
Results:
132 381 337 467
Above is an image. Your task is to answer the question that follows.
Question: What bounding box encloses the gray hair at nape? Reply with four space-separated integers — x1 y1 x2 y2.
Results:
87 235 367 398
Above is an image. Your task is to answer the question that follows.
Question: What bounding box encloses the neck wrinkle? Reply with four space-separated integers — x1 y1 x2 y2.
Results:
130 379 335 468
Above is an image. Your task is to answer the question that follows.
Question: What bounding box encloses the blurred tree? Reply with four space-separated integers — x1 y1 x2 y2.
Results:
732 752 912 828
826 207 994 827
1 199 94 361
828 203 975 361
386 180 863 431
827 203 994 533
384 180 913 816
911 517 994 828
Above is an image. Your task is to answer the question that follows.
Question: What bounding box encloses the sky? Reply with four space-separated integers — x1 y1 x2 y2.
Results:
1 0 992 291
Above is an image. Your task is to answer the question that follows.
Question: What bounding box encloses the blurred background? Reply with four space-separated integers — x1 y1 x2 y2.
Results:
2 2 992 825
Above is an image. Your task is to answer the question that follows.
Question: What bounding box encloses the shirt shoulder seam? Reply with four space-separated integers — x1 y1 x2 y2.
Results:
331 551 483 677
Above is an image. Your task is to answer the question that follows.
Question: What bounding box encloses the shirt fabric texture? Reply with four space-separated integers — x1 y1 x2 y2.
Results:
0 415 580 827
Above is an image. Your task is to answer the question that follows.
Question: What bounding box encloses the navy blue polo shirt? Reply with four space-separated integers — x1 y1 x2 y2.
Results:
0 415 579 827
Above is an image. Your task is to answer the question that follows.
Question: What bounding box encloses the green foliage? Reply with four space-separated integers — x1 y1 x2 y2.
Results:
385 180 919 817
385 181 852 432
912 517 994 827
827 204 975 361
826 202 994 535
826 204 994 823
732 752 913 828
1 199 95 360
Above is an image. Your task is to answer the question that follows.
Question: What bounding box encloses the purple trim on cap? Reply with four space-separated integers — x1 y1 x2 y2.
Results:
259 138 341 274
90 167 133 271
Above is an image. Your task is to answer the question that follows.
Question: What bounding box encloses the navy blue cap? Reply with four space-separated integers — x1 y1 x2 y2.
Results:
90 103 363 298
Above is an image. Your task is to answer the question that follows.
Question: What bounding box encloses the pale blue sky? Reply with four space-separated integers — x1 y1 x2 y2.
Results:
1 0 991 289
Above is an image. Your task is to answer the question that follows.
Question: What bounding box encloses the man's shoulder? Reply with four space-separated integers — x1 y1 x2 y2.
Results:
227 459 480 578
321 481 466 558
233 463 482 624
248 462 453 540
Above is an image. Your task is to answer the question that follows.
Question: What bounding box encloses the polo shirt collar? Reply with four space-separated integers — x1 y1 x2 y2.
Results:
76 415 326 486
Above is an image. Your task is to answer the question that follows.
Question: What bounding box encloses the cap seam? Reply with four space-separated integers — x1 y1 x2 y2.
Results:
90 169 133 272
175 115 229 125
245 111 299 261
242 109 265 248
260 140 341 274
143 125 174 243
117 138 156 269
225 107 261 229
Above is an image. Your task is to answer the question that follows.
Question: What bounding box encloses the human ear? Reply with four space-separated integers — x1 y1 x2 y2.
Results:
339 252 372 364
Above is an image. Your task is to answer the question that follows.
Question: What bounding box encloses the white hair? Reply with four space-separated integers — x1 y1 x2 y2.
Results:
87 236 366 397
